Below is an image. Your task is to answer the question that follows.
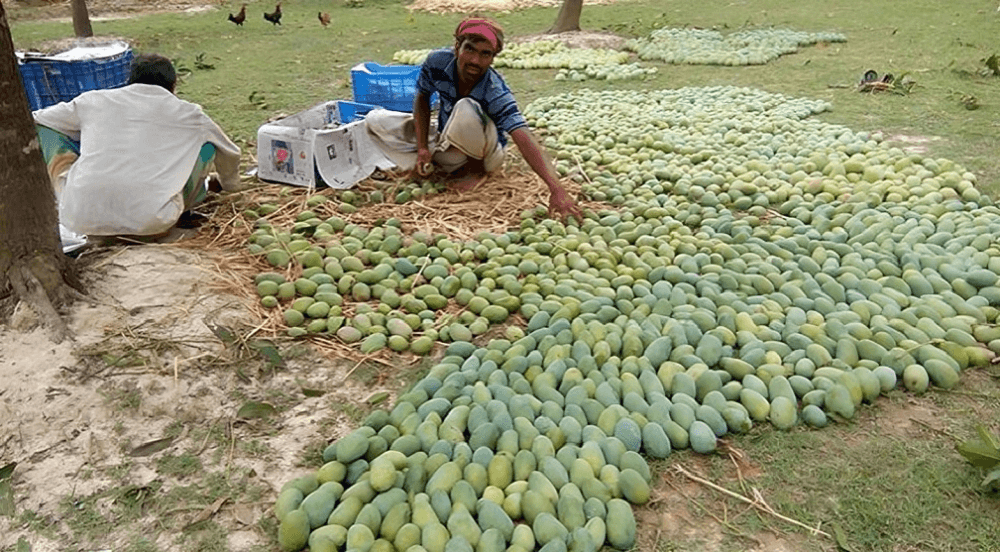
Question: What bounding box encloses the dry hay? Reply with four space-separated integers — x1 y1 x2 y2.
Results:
407 0 622 14
169 155 604 361
340 165 577 241
232 154 602 244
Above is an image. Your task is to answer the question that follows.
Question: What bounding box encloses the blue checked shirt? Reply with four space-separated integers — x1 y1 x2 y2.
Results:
416 48 527 147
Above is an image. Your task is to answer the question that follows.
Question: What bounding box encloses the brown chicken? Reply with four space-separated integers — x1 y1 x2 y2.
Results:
318 11 331 27
263 2 282 25
227 3 246 26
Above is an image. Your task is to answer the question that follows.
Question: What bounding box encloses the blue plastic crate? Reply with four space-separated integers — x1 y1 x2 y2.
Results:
351 62 424 113
18 49 134 111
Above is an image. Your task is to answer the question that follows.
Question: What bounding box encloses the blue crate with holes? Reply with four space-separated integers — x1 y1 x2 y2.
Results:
350 62 437 113
18 47 134 111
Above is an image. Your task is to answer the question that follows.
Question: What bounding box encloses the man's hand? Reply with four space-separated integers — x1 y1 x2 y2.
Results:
412 90 434 178
548 185 583 225
412 147 434 178
510 127 584 224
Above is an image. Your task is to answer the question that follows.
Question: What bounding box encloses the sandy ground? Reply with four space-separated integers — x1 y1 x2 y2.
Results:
0 245 390 551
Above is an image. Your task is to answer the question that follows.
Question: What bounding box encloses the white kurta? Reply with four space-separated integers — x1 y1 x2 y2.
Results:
33 84 241 236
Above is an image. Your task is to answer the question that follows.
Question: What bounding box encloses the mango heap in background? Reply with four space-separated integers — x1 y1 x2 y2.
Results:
260 80 997 552
393 27 848 82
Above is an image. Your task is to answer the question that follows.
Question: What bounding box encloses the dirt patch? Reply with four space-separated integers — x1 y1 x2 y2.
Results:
862 394 944 440
646 471 727 551
884 133 943 156
0 245 406 551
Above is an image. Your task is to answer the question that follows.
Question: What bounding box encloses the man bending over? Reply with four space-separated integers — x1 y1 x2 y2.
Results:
33 53 242 239
366 17 582 223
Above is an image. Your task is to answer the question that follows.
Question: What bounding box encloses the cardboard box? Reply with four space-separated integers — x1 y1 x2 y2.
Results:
256 100 393 189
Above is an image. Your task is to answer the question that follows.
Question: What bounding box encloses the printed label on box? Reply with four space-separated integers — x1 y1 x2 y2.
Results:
271 140 294 174
256 128 316 187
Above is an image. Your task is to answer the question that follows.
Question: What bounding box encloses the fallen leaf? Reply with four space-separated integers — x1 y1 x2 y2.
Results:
985 53 999 75
297 379 325 397
185 496 228 529
252 340 285 369
367 391 390 405
956 438 1000 469
977 424 1000 451
831 521 853 552
0 462 15 481
0 481 14 517
129 436 175 457
236 401 276 419
206 323 238 346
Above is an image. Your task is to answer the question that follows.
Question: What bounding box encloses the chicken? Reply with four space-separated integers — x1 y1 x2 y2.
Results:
318 11 331 27
227 4 246 26
263 2 282 25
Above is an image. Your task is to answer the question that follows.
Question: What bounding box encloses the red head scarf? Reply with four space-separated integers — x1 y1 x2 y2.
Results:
455 17 505 54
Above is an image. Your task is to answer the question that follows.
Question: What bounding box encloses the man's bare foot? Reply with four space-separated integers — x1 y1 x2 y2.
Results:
447 159 487 191
450 172 488 192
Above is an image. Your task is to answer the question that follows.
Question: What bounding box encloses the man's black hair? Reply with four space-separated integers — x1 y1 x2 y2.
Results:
129 53 177 92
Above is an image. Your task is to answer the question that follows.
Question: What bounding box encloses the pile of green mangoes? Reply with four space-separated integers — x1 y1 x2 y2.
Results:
555 62 657 82
269 85 999 551
625 27 847 66
492 40 631 72
391 48 433 65
392 41 649 81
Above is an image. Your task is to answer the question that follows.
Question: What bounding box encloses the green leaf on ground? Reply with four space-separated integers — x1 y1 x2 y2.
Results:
984 54 999 75
297 379 325 397
0 481 14 517
0 462 15 481
956 429 1000 469
367 391 390 405
237 401 276 419
250 339 285 369
129 437 175 457
831 521 854 552
977 424 1000 450
206 323 238 346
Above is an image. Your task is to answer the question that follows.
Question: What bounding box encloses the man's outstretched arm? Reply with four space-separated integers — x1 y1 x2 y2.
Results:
509 126 582 223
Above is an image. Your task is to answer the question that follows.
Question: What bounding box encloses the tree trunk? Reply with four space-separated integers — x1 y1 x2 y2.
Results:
548 0 582 34
0 1 80 342
71 0 93 38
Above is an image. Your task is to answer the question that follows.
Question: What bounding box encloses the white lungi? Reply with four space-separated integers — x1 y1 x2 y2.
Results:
365 97 505 173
